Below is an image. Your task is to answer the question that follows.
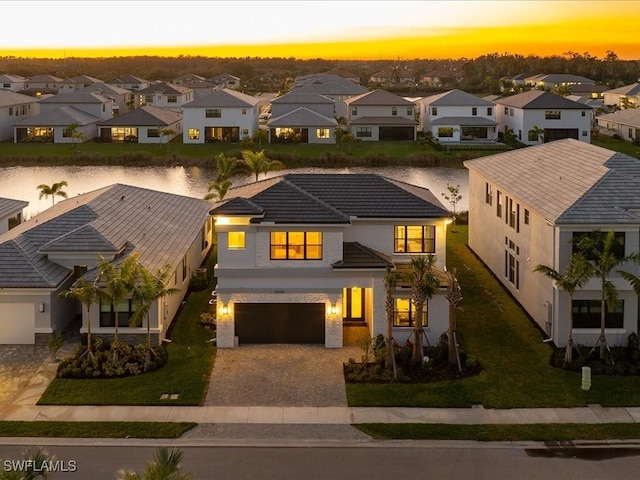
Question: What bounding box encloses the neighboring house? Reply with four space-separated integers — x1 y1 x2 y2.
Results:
323 68 360 84
417 89 497 142
603 83 640 109
345 89 417 141
596 109 640 142
0 90 39 141
13 106 101 143
210 174 451 348
270 91 335 119
525 74 595 90
0 74 27 92
24 74 64 94
109 75 150 91
182 88 259 143
567 83 608 100
419 71 463 88
290 74 367 118
494 90 592 144
58 75 103 92
0 197 28 235
465 139 640 348
268 107 337 144
0 184 213 345
78 82 135 116
98 105 182 143
173 73 206 85
135 82 194 111
208 73 240 89
39 91 113 120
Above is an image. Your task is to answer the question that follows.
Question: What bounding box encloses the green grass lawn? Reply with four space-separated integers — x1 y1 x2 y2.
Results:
347 225 640 408
38 254 217 406
0 422 195 438
591 133 640 159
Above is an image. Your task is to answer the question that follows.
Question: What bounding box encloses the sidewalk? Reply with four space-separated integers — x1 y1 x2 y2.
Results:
1 404 639 425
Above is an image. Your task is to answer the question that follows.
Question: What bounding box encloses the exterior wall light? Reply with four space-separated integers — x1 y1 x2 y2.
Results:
39 303 45 313
329 303 339 315
220 304 229 315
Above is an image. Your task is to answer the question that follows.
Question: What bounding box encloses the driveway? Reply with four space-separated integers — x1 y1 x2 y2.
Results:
204 345 361 407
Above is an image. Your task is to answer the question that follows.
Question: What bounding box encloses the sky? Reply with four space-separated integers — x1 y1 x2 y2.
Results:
2 0 640 60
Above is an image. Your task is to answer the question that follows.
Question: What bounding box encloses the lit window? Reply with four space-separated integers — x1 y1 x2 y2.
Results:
228 231 245 249
270 232 322 260
317 128 330 139
437 127 453 138
394 225 435 253
188 128 200 140
545 110 561 120
393 298 427 327
205 109 222 118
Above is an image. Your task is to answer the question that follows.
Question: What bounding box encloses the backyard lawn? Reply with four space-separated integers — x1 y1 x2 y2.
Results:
347 225 640 408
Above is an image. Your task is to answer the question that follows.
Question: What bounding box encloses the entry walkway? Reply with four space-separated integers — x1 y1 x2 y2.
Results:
1 404 639 425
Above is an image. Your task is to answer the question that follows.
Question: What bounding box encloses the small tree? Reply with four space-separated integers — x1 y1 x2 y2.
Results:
37 180 68 206
0 447 53 480
407 254 439 363
159 127 175 153
441 183 462 233
117 447 192 480
59 278 102 364
445 267 463 369
252 128 268 148
528 125 545 144
383 268 399 374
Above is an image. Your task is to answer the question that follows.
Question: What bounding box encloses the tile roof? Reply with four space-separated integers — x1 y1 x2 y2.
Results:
428 116 497 126
597 108 640 127
271 92 335 104
345 89 414 106
13 105 100 126
0 90 36 108
78 82 131 96
0 197 28 219
292 81 367 97
183 88 259 108
421 89 494 107
349 116 417 126
27 74 64 83
212 174 448 223
267 107 338 127
136 82 194 95
0 185 211 288
494 91 591 110
604 83 640 96
40 92 110 104
464 138 640 224
111 75 148 84
98 105 182 127
332 242 394 269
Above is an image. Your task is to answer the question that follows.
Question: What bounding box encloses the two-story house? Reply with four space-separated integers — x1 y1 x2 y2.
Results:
344 89 417 141
465 139 640 348
98 105 183 143
208 73 240 89
290 74 368 119
182 88 259 143
0 74 27 92
210 174 451 348
24 74 64 96
494 91 592 145
0 90 39 141
0 197 28 235
78 82 134 116
109 75 150 91
267 91 337 144
417 89 497 142
603 83 640 110
135 82 194 111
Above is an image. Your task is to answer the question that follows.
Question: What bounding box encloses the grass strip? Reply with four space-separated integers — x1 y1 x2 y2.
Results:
0 422 196 438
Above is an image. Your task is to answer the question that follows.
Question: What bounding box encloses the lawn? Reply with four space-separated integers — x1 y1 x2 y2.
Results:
0 422 195 438
37 253 217 406
346 225 640 408
591 133 640 159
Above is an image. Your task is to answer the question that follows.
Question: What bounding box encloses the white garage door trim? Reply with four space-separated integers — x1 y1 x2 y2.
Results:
0 303 35 344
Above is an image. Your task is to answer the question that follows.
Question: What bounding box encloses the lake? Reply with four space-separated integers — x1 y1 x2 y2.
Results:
0 165 469 219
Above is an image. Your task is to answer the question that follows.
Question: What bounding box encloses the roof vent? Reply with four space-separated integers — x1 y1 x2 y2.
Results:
121 195 125 200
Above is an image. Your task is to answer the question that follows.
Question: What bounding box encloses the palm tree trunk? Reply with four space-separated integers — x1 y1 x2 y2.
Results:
447 302 457 365
385 299 394 370
412 302 424 363
565 294 574 364
599 295 607 359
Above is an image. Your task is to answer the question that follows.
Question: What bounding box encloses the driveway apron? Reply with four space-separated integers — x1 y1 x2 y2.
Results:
205 345 361 407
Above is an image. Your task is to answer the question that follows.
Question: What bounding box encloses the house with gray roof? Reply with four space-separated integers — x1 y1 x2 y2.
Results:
0 73 27 92
98 105 182 143
597 108 640 143
465 139 640 348
494 90 592 145
210 173 451 348
0 197 28 235
267 107 338 144
78 82 134 116
603 83 640 109
525 74 595 90
135 82 194 111
417 89 498 142
24 74 64 95
208 73 240 89
0 184 213 344
290 73 367 118
344 89 417 141
59 75 103 92
109 75 150 91
182 88 259 143
0 90 39 141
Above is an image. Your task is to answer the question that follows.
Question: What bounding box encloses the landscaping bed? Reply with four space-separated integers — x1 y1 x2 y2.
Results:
550 335 640 376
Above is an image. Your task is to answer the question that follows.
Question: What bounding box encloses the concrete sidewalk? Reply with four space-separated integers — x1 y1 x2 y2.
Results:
1 404 639 425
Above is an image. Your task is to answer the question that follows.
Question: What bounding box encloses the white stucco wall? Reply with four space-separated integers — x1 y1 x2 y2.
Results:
496 106 591 145
0 101 39 141
182 105 259 144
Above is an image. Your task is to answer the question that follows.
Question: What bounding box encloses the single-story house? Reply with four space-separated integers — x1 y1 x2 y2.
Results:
13 106 101 143
267 107 337 144
596 109 640 143
98 105 183 143
0 90 39 141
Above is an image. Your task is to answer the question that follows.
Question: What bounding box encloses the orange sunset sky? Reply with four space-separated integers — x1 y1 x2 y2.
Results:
3 0 640 60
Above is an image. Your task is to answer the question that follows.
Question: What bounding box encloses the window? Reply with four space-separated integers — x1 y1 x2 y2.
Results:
582 111 586 117
270 232 322 260
144 95 153 104
524 209 530 225
505 251 520 288
431 107 438 115
391 106 397 116
507 197 518 230
242 128 249 135
573 231 625 260
472 107 477 116
343 287 365 321
437 127 453 138
629 128 633 138
8 107 12 115
188 128 200 140
228 231 245 249
62 126 73 138
407 106 413 116
242 108 247 115
182 254 188 282
147 128 160 138
572 300 624 329
582 130 588 137
394 225 436 253
205 108 222 118
167 95 177 103
99 299 140 327
487 107 493 116
485 183 493 205
351 106 358 116
317 128 330 139
504 106 509 115
496 191 502 218
509 108 514 116
393 298 427 327
355 127 372 138
545 110 561 120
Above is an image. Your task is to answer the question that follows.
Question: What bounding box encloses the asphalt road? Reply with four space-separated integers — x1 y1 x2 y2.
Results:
1 441 639 479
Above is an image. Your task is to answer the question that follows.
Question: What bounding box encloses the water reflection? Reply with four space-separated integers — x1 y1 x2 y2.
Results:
0 165 469 219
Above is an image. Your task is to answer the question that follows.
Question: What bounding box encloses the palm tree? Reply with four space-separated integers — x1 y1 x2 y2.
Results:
159 127 175 153
204 178 232 202
445 267 463 369
408 254 439 363
37 180 68 206
253 128 268 148
0 447 52 480
59 278 102 364
575 230 636 359
204 153 244 201
534 253 592 363
383 268 399 373
97 253 141 357
117 447 192 480
130 264 180 355
240 149 284 182
529 125 545 144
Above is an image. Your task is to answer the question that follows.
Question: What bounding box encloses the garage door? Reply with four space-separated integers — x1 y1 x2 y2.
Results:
234 303 325 344
0 303 35 344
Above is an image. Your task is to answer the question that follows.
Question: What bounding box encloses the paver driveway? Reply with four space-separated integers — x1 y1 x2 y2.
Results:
204 344 361 407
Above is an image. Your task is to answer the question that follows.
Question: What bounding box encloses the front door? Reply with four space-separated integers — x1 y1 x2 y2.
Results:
343 287 365 322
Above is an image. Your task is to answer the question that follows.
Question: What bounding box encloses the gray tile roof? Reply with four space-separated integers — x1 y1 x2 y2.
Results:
111 75 148 84
345 89 414 106
421 89 494 107
292 81 367 97
494 91 591 110
332 242 394 269
429 116 498 126
0 197 28 219
40 92 110 104
27 74 64 83
98 105 182 127
0 185 211 288
212 174 448 223
464 138 640 224
136 82 194 95
13 106 100 126
210 197 264 216
535 74 595 84
597 108 640 128
0 90 36 108
349 116 417 126
78 82 131 96
604 83 640 96
272 92 335 105
0 74 26 82
268 107 337 127
183 88 259 108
